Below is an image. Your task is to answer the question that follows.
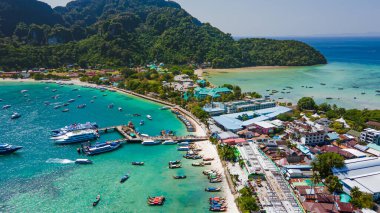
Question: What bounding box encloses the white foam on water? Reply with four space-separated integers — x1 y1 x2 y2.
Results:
46 158 75 164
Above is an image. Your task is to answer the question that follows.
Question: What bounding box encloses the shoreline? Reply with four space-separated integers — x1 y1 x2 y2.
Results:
0 78 239 212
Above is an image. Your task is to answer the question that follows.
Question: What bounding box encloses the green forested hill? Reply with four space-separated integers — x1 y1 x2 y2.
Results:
0 0 327 70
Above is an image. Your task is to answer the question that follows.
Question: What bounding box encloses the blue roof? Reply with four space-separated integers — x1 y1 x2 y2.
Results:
212 106 292 131
212 116 243 131
327 132 340 140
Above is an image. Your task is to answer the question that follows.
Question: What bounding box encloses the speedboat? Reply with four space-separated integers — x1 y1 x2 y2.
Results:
77 104 86 109
72 88 78 91
83 141 121 155
52 89 57 92
44 101 50 105
54 105 62 109
141 140 161 145
120 174 129 183
77 95 81 98
11 112 21 119
75 159 93 164
162 140 177 145
140 120 144 126
146 115 152 120
93 96 97 99
108 104 114 109
118 107 123 112
90 100 94 103
131 162 144 166
63 103 69 106
93 195 101 207
0 144 23 155
140 134 149 137
68 99 75 103
2 105 11 109
21 90 28 93
51 130 99 144
173 175 186 179
0 99 2 102
160 106 170 110
51 122 98 135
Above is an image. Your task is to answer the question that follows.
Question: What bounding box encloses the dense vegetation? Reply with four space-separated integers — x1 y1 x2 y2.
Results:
311 152 344 178
236 187 259 213
295 97 380 131
0 0 326 71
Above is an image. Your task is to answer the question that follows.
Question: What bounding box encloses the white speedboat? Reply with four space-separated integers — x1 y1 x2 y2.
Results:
118 107 123 112
11 112 21 119
147 115 152 120
75 159 93 164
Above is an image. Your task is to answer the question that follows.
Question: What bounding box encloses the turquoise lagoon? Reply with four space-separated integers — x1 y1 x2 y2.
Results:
0 82 219 212
206 37 380 109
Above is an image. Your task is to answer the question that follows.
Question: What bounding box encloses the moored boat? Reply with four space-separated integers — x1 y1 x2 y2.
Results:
169 164 182 169
77 104 86 109
132 161 144 166
160 106 170 110
140 120 144 126
168 160 181 165
2 105 11 109
93 195 101 207
83 141 121 155
52 122 98 134
203 157 214 161
51 130 99 144
118 107 123 111
192 162 205 167
173 175 186 179
0 144 23 155
177 142 189 146
68 99 75 103
147 115 152 120
141 140 161 146
11 112 21 119
108 103 114 109
75 159 93 164
62 109 69 112
162 140 177 145
120 174 129 183
177 146 190 151
147 196 165 206
205 187 221 192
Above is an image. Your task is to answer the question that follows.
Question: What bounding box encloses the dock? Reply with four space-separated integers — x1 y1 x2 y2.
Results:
98 125 207 143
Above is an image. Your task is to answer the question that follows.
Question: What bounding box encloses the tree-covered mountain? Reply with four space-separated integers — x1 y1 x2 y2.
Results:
0 0 327 70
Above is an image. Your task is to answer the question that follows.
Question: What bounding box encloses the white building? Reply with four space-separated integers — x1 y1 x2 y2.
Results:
333 157 380 200
361 128 380 145
286 119 327 146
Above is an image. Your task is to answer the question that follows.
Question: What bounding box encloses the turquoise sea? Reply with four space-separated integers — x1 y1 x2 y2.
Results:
206 37 380 109
0 82 220 212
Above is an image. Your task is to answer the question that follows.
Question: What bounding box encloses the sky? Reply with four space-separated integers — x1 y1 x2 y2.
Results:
42 0 380 37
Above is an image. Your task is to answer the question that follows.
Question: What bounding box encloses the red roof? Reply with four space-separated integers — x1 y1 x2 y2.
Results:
336 202 354 213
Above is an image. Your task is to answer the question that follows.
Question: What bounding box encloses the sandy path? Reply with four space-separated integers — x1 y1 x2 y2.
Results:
196 141 239 213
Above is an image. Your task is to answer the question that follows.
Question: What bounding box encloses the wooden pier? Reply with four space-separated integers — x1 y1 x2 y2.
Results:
98 125 207 143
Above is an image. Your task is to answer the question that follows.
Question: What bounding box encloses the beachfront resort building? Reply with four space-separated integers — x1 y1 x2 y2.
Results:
203 99 276 116
286 119 327 146
193 87 232 100
360 128 380 145
333 157 380 201
212 106 291 132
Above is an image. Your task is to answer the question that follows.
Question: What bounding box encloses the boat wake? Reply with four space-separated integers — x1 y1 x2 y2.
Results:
46 158 75 164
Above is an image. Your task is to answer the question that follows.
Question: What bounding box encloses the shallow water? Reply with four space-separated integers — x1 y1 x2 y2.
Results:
0 82 220 212
206 37 380 109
